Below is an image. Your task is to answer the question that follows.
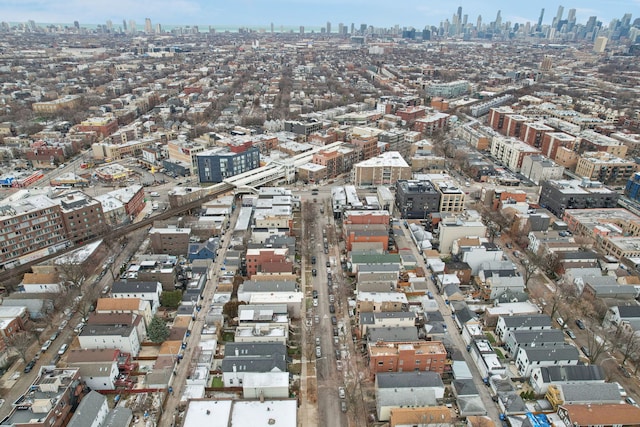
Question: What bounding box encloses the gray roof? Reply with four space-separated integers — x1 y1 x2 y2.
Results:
222 342 288 373
616 305 640 319
521 345 580 362
501 313 552 329
376 387 439 407
560 382 621 403
240 280 297 292
498 392 527 415
509 329 566 345
539 365 605 383
357 264 401 273
67 391 106 427
368 327 418 343
80 324 135 337
104 407 133 427
112 281 160 293
360 312 375 325
452 379 479 396
376 371 444 389
451 301 476 324
457 395 487 416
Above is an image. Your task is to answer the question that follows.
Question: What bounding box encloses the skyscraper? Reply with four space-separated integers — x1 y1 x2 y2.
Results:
477 15 482 30
537 8 545 31
457 6 462 22
553 5 564 29
326 21 331 34
495 10 502 29
145 18 152 34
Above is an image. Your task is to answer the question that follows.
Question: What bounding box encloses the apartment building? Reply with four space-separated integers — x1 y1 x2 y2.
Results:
540 132 577 159
245 247 293 278
521 122 554 148
76 116 119 138
149 227 190 256
352 151 411 187
574 151 637 185
490 137 541 172
539 179 618 217
395 179 441 219
0 193 67 269
368 341 447 377
56 192 106 244
413 112 451 134
167 136 205 175
520 155 564 185
196 147 260 183
426 80 469 97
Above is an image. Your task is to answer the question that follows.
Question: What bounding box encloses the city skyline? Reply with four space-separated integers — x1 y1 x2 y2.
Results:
1 0 637 30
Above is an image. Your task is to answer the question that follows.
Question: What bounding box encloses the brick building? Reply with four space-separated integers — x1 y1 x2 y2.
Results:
245 248 293 278
76 117 119 138
149 227 191 256
368 341 447 377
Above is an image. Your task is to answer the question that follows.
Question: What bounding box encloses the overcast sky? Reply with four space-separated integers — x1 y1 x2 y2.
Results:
1 0 637 29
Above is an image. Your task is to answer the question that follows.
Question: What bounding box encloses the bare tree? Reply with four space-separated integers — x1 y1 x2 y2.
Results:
56 254 88 290
585 326 609 364
5 332 34 363
619 329 640 364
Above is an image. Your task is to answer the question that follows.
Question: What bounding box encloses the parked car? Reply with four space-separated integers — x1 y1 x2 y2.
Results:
326 261 331 268
580 346 591 358
341 401 347 412
315 346 321 358
312 269 317 277
58 344 69 355
626 396 637 406
23 360 37 373
311 256 316 265
58 319 68 331
335 350 341 360
329 304 335 313
74 322 85 333
49 331 59 341
575 319 585 330
331 316 337 325
565 330 576 339
338 387 346 399
312 290 318 299
313 299 318 307
41 340 53 352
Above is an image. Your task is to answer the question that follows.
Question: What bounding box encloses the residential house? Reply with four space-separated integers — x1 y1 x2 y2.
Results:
66 349 120 390
110 281 162 310
557 404 640 427
495 314 553 342
221 342 287 388
78 321 142 356
530 364 606 394
503 329 566 357
515 345 580 377
375 371 445 421
95 298 153 326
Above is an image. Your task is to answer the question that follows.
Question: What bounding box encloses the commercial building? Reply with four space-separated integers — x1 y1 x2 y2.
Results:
196 147 260 183
32 95 81 114
352 151 411 187
167 136 205 175
539 179 618 217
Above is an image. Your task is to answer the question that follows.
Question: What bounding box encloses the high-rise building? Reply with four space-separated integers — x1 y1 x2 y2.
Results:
128 20 136 34
73 20 79 29
553 5 564 29
106 20 113 31
338 23 344 34
477 15 482 30
457 6 462 22
594 36 608 53
351 23 355 34
326 21 331 33
122 19 127 31
270 22 274 33
495 10 501 29
145 18 152 34
537 8 545 31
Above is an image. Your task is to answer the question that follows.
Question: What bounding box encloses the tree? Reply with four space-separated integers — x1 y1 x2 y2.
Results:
161 290 183 309
56 254 88 290
147 316 170 343
223 299 246 323
619 329 640 364
521 252 540 289
6 332 34 362
585 326 609 364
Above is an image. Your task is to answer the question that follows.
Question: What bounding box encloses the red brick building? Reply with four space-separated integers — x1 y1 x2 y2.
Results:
503 114 529 138
396 106 427 123
76 117 119 138
521 122 554 148
488 107 515 132
343 210 391 226
351 135 379 161
541 132 577 159
245 248 293 278
368 341 448 377
413 113 450 135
